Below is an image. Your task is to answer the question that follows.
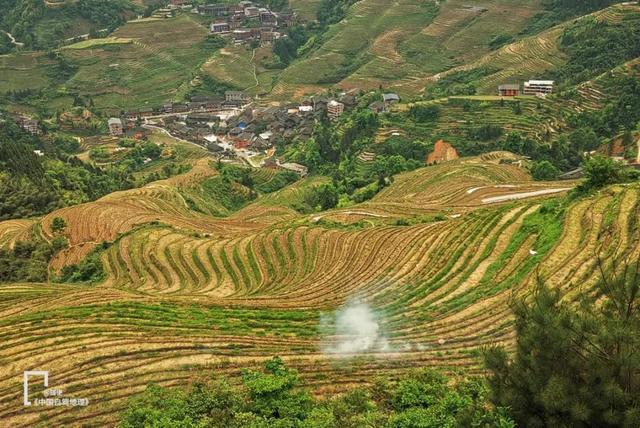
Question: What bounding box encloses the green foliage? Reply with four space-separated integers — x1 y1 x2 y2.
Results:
423 67 497 99
467 124 503 141
0 121 140 220
577 155 635 193
570 76 640 137
0 237 60 282
120 358 514 427
530 160 559 181
485 260 640 428
50 216 67 233
303 183 339 212
1 0 138 49
317 0 359 27
273 25 312 65
201 176 256 212
191 74 239 98
58 242 108 284
558 17 640 84
520 0 618 36
0 31 13 55
408 104 439 123
488 33 514 51
376 137 431 161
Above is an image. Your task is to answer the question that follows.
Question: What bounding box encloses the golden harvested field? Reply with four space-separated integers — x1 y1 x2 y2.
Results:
1 148 639 426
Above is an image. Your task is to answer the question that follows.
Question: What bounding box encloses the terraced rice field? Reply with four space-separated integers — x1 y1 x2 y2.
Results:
426 2 640 96
1 149 638 426
0 52 56 93
61 15 210 113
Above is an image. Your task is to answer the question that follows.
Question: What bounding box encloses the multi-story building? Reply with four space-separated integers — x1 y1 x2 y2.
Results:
225 91 251 104
327 100 344 121
18 117 40 135
498 84 521 96
523 80 554 96
108 118 124 136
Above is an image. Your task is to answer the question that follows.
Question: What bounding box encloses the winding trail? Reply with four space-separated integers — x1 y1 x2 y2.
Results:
0 30 23 47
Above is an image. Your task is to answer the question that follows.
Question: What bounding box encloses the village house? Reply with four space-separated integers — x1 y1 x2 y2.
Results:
186 113 220 127
427 140 459 164
369 101 385 113
274 11 295 27
198 4 229 16
523 80 554 96
260 30 279 44
108 118 124 136
498 84 520 97
233 29 253 43
260 10 277 24
18 117 39 135
383 93 400 108
244 6 260 17
225 90 251 104
152 8 174 18
261 158 307 177
169 0 191 7
139 107 155 118
327 100 344 121
210 20 230 33
280 162 308 177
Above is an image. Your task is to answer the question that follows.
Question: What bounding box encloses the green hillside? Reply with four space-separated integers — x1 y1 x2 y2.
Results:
0 0 147 50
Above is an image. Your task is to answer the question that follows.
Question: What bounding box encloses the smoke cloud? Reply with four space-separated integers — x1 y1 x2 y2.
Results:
320 299 390 355
320 299 432 357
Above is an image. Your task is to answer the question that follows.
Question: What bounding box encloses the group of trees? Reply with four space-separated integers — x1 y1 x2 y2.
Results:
557 17 640 85
0 121 140 220
486 259 640 427
120 356 514 428
0 237 66 283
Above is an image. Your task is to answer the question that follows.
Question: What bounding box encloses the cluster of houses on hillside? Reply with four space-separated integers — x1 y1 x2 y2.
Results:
109 91 252 129
199 1 296 45
498 80 555 97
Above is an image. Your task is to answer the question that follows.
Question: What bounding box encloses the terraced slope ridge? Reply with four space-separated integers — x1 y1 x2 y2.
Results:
1 150 638 426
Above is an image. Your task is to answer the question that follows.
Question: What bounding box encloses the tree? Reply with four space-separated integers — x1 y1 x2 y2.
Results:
51 216 67 233
530 160 559 181
141 142 162 159
408 104 439 123
581 155 629 191
305 183 339 211
485 260 640 427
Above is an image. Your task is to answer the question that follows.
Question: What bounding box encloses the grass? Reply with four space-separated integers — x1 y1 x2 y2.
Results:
62 37 133 50
0 52 55 93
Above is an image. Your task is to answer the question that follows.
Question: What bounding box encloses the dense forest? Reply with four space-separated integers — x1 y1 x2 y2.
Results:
0 119 177 220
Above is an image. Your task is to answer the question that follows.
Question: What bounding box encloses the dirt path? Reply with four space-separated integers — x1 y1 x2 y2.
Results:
482 188 571 204
1 30 23 47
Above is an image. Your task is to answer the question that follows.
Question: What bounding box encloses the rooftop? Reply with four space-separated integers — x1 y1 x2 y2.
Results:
525 80 554 85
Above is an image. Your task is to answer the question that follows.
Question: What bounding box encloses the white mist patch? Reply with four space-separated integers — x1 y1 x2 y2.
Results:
321 300 390 355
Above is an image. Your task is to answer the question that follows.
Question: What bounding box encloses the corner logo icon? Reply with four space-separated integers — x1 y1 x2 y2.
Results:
23 370 48 406
23 370 89 407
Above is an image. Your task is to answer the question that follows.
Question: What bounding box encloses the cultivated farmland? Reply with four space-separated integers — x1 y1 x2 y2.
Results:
1 145 638 426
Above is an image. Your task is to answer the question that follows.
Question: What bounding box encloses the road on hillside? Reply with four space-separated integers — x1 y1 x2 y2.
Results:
1 30 24 47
